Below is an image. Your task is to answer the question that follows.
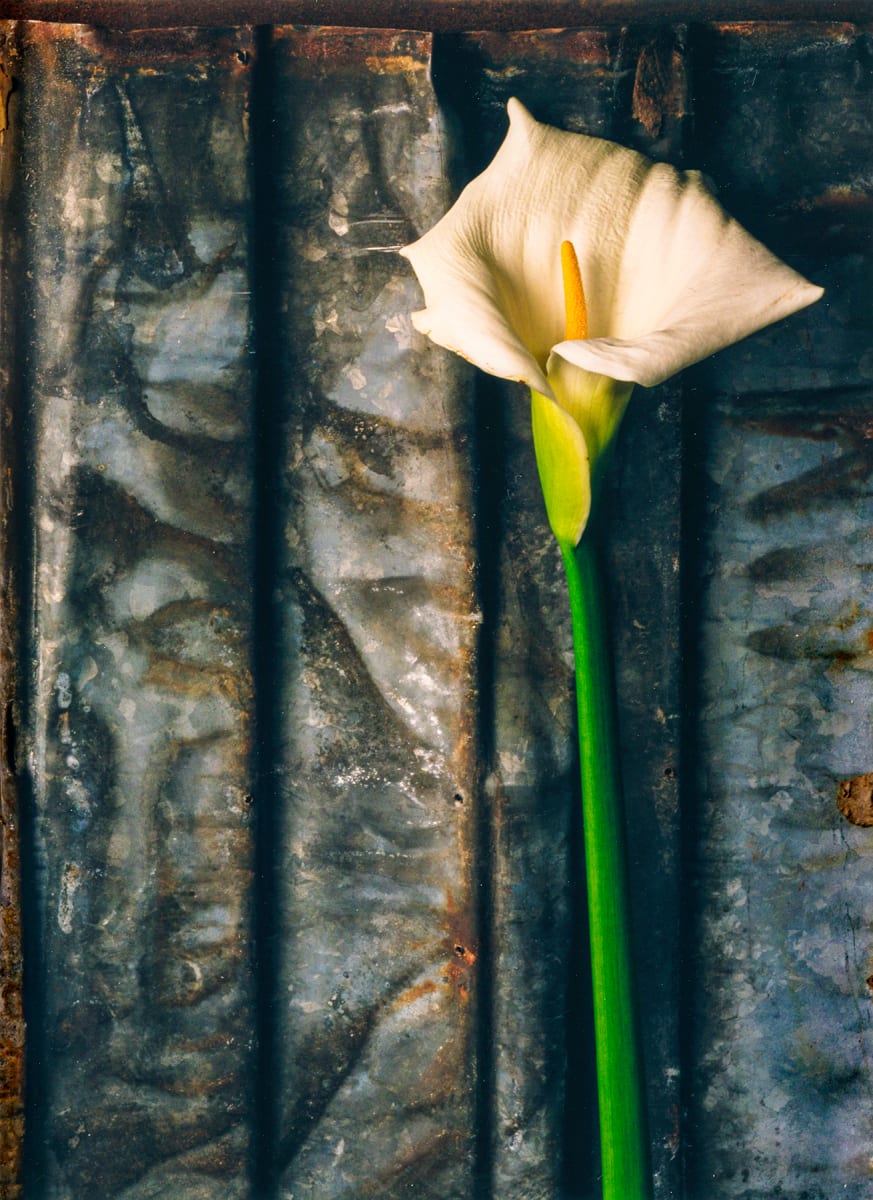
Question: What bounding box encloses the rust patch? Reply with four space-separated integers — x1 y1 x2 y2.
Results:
0 62 12 145
745 407 873 446
632 30 687 140
393 979 440 1009
275 26 430 72
468 28 612 68
800 185 873 213
837 774 873 827
440 892 478 997
711 21 856 41
452 943 476 966
364 53 425 75
22 21 252 73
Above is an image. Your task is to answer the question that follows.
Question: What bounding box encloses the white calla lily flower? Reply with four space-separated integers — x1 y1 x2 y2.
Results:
402 96 822 394
401 98 823 547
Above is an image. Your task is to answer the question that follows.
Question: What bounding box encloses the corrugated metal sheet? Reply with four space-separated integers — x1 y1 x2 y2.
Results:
0 14 869 1200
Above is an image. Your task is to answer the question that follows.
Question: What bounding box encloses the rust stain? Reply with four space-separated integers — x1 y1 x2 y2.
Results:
835 600 863 633
21 20 89 43
0 56 24 1175
468 28 612 67
393 979 440 1009
666 1101 681 1158
276 27 430 72
439 889 478 999
24 22 253 73
141 656 251 708
0 1038 22 1107
452 942 477 967
837 774 873 827
742 407 873 445
632 31 687 139
364 53 424 75
712 20 761 32
712 21 856 39
0 62 12 145
443 941 477 995
802 185 873 213
746 619 873 666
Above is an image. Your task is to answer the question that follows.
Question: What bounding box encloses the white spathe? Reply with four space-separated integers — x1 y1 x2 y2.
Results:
401 97 823 396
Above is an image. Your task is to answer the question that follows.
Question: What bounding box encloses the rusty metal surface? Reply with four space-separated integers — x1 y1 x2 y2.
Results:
687 21 873 1200
15 23 257 1197
1 1 873 30
0 24 23 1200
0 13 868 1200
693 391 873 1199
268 27 481 1200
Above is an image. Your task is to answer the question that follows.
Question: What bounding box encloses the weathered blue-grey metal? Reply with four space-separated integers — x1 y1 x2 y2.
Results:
0 14 870 1200
268 28 481 1200
0 23 25 1200
689 21 873 1200
16 24 257 1198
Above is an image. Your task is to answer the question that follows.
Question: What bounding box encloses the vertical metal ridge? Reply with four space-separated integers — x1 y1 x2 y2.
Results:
431 37 501 1198
16 25 259 1197
0 19 26 1200
249 22 282 1200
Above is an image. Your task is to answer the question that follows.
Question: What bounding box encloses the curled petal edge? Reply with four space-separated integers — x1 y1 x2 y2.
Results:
551 276 825 390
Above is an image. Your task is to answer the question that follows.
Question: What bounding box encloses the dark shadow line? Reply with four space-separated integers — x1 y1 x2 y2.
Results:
431 34 503 1200
249 25 283 1200
676 373 710 1200
469 371 505 1200
13 66 49 1200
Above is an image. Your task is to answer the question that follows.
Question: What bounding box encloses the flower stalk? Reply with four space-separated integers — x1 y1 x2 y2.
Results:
561 530 652 1200
533 236 653 1197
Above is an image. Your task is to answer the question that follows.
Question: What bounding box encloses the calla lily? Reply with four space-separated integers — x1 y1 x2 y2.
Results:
401 97 823 547
402 98 825 1200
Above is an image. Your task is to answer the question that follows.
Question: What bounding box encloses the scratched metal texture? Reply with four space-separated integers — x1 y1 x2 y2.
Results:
0 15 870 1200
687 21 873 1200
15 24 257 1199
268 28 481 1200
0 23 23 1200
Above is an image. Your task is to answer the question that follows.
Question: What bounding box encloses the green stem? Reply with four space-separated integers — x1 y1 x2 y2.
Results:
561 534 653 1200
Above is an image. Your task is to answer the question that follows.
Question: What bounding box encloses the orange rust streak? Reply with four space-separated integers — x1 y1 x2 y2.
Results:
561 239 588 340
394 979 440 1009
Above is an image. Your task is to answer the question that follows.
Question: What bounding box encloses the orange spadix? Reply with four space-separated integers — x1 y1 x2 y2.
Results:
561 240 588 341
